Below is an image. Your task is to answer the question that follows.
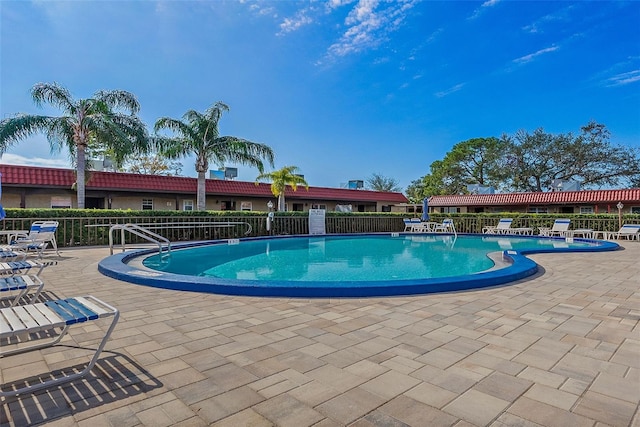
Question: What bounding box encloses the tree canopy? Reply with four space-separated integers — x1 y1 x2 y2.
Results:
407 122 640 202
0 82 149 208
154 102 275 211
255 165 309 211
124 153 183 176
366 173 401 192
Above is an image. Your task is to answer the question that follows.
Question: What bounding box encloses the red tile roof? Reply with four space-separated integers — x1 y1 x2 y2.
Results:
429 189 640 206
0 164 408 203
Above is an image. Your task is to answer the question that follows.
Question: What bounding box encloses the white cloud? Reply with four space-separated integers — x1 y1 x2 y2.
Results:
469 0 500 20
326 0 356 11
326 0 418 59
0 153 70 169
606 70 640 87
512 46 559 65
277 7 314 35
435 83 465 98
522 5 575 34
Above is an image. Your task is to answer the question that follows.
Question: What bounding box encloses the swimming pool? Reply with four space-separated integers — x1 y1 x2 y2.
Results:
98 233 619 297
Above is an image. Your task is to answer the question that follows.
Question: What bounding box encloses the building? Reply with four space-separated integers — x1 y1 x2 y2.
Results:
428 189 640 215
0 165 408 212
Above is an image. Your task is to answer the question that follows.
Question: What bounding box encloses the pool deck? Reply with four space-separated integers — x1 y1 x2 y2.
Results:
1 243 639 426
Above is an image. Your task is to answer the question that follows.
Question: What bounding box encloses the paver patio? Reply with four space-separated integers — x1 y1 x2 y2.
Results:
1 242 639 426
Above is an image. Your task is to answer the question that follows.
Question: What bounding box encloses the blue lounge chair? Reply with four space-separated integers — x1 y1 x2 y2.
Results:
9 221 60 258
0 295 119 397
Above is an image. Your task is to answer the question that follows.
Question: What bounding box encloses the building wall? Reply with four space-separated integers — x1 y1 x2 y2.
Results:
0 192 22 208
1 188 393 212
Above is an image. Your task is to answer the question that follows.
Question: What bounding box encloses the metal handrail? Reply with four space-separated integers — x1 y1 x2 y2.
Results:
109 223 171 256
127 221 252 235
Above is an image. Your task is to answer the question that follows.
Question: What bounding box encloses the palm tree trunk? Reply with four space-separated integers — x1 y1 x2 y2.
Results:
77 146 86 209
278 194 285 212
197 170 207 211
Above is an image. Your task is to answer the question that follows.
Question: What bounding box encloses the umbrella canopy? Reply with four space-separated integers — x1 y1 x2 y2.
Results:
421 197 429 221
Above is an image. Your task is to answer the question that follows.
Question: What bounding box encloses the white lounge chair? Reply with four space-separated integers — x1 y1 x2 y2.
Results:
607 224 640 241
9 221 60 258
0 295 119 398
0 259 57 277
409 218 422 232
0 248 27 261
482 218 513 234
538 219 571 237
434 218 456 234
0 274 44 307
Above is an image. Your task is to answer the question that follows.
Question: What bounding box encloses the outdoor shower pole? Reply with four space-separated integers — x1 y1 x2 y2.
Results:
617 202 624 229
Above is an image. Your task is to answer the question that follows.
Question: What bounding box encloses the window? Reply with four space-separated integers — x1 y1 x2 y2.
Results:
580 206 594 214
51 196 72 209
528 207 548 214
220 201 236 211
440 207 460 213
631 206 640 214
183 200 194 211
142 199 153 210
240 201 252 211
292 203 304 211
311 204 327 210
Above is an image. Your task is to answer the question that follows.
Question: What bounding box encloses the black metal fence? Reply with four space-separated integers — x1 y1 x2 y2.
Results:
1 213 637 248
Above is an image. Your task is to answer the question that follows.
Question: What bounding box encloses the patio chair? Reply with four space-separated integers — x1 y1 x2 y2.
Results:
8 221 60 258
538 219 571 237
482 218 513 234
0 259 57 277
606 224 640 241
0 295 119 398
409 218 422 232
0 274 44 307
0 248 27 261
433 218 456 234
401 218 422 232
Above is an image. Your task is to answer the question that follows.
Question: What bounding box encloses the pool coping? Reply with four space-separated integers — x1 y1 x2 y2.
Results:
97 233 620 298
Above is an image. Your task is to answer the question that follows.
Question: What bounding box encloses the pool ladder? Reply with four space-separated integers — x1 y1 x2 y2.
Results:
109 223 171 256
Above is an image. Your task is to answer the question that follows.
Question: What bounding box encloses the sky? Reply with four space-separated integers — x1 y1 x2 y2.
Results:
1 0 639 193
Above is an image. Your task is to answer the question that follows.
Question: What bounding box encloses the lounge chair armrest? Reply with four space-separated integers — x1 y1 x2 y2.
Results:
8 233 30 244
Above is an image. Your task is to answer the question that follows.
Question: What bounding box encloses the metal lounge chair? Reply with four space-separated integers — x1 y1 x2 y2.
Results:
8 221 60 258
0 295 119 398
0 274 44 307
482 218 513 234
0 259 57 277
606 224 640 241
434 218 456 234
0 248 27 261
538 218 571 237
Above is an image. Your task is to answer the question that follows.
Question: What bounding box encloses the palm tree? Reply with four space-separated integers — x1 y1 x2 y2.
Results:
154 102 275 211
255 165 309 211
0 82 149 208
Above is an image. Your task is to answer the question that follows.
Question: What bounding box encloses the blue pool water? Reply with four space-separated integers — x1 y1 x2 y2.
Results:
98 233 619 298
142 235 593 281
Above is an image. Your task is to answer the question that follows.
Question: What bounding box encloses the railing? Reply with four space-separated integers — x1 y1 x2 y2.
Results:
0 214 637 248
108 224 171 256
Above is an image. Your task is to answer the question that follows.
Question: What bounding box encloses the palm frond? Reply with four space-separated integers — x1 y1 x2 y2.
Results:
31 82 74 112
154 117 190 135
44 119 75 153
95 89 141 114
0 115 53 153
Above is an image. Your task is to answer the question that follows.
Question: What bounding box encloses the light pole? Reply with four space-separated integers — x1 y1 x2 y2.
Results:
616 202 624 229
266 200 274 234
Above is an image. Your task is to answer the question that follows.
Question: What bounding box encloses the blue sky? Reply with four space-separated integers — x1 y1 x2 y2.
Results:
1 0 639 192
